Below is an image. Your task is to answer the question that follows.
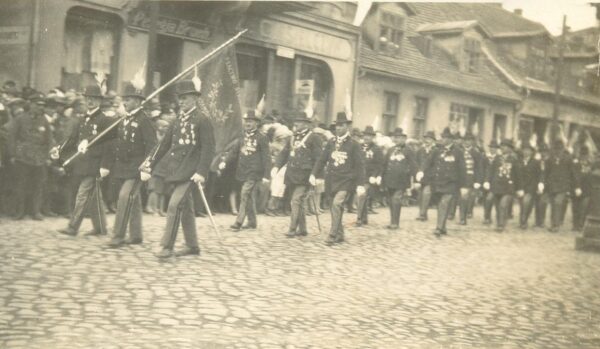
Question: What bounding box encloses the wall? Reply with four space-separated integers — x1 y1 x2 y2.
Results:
520 92 600 128
0 0 33 86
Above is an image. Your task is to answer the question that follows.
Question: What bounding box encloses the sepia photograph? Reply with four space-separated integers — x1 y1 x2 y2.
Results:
1 0 600 347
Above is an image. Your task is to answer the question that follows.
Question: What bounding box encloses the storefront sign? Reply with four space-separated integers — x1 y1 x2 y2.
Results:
276 46 295 59
258 20 352 61
0 26 30 45
127 8 211 43
295 80 314 94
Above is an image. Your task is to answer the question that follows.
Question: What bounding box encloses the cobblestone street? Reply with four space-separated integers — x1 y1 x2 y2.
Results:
2 207 600 349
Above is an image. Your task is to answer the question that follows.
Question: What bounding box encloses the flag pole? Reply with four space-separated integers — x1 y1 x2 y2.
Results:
61 29 248 167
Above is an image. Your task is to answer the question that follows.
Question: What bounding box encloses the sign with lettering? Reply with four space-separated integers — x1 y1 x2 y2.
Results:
127 8 211 43
256 20 352 61
0 26 30 45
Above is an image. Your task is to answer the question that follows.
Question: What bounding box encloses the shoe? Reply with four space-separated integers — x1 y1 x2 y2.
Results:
440 229 447 235
434 228 443 238
83 229 104 236
156 248 172 258
265 210 275 217
296 231 308 237
347 208 356 214
58 228 77 236
42 211 57 217
368 209 377 215
483 219 491 225
174 246 200 257
196 212 206 218
325 237 337 246
495 227 504 233
519 223 527 230
386 224 399 230
106 239 125 248
459 219 467 225
416 216 425 221
230 223 242 231
285 231 297 238
241 224 256 230
13 213 25 221
32 213 44 221
354 221 363 227
549 227 559 233
467 213 473 219
125 238 143 245
447 215 455 221
107 205 116 214
158 211 166 217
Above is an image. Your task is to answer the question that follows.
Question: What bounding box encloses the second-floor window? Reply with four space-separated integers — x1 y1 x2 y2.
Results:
413 97 428 137
382 91 399 134
378 11 405 56
463 38 481 73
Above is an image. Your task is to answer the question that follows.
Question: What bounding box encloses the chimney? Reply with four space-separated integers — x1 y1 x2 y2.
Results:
514 8 523 16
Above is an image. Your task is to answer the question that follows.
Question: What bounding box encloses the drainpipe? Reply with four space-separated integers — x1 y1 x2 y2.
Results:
27 0 40 87
352 29 361 124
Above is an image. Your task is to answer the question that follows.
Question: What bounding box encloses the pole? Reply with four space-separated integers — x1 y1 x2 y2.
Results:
146 0 159 97
552 15 567 144
197 182 221 240
61 29 248 167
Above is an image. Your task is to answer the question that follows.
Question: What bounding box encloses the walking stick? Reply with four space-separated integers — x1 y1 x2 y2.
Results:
309 187 322 234
197 181 222 240
95 177 106 234
62 29 248 167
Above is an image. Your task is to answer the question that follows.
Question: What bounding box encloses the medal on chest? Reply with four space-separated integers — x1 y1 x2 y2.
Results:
178 121 195 145
331 150 348 167
241 137 257 155
365 149 373 159
391 149 405 162
92 123 98 136
499 161 512 178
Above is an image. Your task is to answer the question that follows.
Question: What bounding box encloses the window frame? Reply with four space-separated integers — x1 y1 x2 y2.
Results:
413 96 429 138
382 91 400 134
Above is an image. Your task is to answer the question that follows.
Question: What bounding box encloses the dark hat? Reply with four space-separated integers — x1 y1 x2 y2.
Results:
28 92 46 105
500 139 514 148
2 81 19 96
318 123 327 129
580 145 589 156
521 142 534 151
175 80 201 96
329 122 336 132
352 127 362 137
122 82 145 99
464 132 475 141
423 130 435 140
7 97 26 108
83 85 104 98
335 111 352 125
243 110 260 121
441 127 453 139
489 139 499 148
294 111 311 122
393 127 406 137
363 126 376 136
538 143 549 152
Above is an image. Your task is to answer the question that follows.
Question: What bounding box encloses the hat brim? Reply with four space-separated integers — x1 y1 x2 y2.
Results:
176 91 201 96
363 132 376 136
122 94 146 99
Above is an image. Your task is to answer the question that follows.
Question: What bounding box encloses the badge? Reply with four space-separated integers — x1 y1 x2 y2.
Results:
290 150 295 157
132 122 138 128
38 126 45 132
179 139 184 145
92 130 97 135
444 156 455 162
131 133 135 138
185 139 190 145
181 128 186 134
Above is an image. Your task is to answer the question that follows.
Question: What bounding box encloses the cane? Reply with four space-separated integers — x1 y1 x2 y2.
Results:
197 181 221 240
309 187 322 234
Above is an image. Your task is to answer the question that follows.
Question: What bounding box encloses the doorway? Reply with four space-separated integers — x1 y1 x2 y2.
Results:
155 34 183 105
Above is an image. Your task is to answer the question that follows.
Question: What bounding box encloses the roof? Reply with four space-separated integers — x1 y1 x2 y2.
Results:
416 20 490 37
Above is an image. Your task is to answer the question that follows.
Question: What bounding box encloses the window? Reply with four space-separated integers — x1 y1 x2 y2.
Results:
296 57 332 121
413 97 428 138
449 103 469 123
237 48 267 112
378 11 405 56
463 38 481 73
528 38 547 80
493 114 507 140
382 91 399 135
450 103 482 134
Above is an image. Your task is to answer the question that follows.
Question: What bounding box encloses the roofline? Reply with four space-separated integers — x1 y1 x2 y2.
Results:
417 20 492 38
492 29 549 39
359 66 520 103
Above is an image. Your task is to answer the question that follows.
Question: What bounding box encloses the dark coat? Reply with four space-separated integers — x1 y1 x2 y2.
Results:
61 108 116 176
152 110 215 183
276 131 323 185
486 155 520 195
382 145 417 190
110 109 157 179
8 112 53 166
226 130 271 182
516 157 542 194
545 151 579 194
362 142 385 178
424 144 467 194
417 145 436 185
312 135 366 194
577 158 594 197
461 146 484 187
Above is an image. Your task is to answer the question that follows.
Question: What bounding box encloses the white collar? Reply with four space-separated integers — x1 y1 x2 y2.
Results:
86 107 99 116
336 132 350 142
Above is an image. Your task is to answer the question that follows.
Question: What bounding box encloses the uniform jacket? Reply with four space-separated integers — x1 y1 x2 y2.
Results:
275 130 323 185
382 144 417 190
486 154 520 195
312 133 366 194
152 108 215 183
423 144 467 194
545 151 579 194
361 141 385 178
8 112 54 166
516 156 542 194
226 129 271 182
576 158 594 197
110 109 157 179
61 108 116 176
461 146 484 187
417 144 436 185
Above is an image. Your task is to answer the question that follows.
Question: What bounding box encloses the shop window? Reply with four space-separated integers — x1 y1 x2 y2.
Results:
493 113 507 140
413 96 428 138
297 58 332 121
519 117 534 145
62 7 121 92
382 91 399 135
463 38 480 73
237 51 267 112
378 11 404 56
450 103 482 133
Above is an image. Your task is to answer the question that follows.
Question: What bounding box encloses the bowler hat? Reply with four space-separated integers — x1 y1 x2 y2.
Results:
423 130 435 140
29 92 46 105
243 110 260 121
500 139 514 148
363 126 376 136
489 139 499 148
175 80 201 96
83 85 104 98
441 127 453 139
521 142 534 151
580 146 589 156
294 111 311 122
335 111 352 125
392 127 406 137
352 127 362 137
464 132 475 141
122 82 145 99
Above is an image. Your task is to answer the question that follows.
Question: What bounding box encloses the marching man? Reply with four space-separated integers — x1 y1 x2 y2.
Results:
106 80 157 248
273 111 323 238
311 112 366 246
356 126 384 227
142 79 215 258
415 131 436 221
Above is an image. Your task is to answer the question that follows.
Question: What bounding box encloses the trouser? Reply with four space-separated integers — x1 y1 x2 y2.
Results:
535 193 549 226
289 185 308 233
388 189 404 226
68 176 106 234
459 187 476 223
571 195 590 230
436 193 454 231
161 182 198 250
483 191 495 222
519 192 536 226
418 184 432 219
256 181 270 214
549 192 567 229
356 183 373 224
14 161 46 217
447 191 458 219
236 180 258 226
493 194 512 229
346 191 356 211
329 191 348 241
111 179 143 242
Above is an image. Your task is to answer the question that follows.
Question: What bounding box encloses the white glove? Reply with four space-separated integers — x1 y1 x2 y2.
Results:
537 182 545 194
414 182 421 190
575 188 582 197
78 139 89 154
415 171 424 182
474 183 481 190
516 190 524 198
483 182 490 191
460 188 468 197
405 188 412 196
316 178 325 187
191 173 205 184
369 177 377 184
309 174 316 186
356 186 366 196
140 171 152 182
270 167 279 179
262 177 270 184
218 162 226 170
376 176 382 185
50 146 60 160
99 168 110 178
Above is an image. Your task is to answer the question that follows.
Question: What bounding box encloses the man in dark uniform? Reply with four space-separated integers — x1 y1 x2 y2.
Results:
545 140 581 232
535 144 550 228
273 111 323 237
415 131 436 221
482 140 499 225
356 125 384 227
8 92 53 220
311 112 366 246
484 139 519 232
56 86 116 236
145 80 215 258
446 133 463 221
516 143 543 229
571 146 593 231
458 132 483 225
221 110 271 231
422 127 467 237
107 82 157 248
382 127 417 230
